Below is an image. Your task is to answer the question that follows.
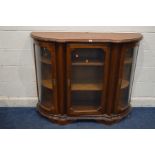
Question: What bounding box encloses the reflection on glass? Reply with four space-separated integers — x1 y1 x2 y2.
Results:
70 48 104 111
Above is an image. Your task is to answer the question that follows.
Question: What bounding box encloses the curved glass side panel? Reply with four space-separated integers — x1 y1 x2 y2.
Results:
34 44 54 110
118 46 138 111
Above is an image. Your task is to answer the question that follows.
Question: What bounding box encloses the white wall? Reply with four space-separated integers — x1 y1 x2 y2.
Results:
0 26 155 107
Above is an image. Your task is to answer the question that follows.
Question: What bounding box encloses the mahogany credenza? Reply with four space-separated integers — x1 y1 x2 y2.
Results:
31 32 142 125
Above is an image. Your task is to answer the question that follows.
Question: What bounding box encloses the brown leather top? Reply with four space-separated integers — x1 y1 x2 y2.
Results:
31 32 142 43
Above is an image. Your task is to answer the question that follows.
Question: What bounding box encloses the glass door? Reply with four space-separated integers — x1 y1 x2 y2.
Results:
118 45 139 112
67 44 109 115
34 41 57 113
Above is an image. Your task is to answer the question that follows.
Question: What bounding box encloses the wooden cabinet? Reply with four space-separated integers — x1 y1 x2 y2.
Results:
32 32 142 125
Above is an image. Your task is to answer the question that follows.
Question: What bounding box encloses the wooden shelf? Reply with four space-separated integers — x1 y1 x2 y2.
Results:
71 81 128 91
42 80 53 89
121 80 129 89
41 57 51 65
72 60 104 66
71 83 103 91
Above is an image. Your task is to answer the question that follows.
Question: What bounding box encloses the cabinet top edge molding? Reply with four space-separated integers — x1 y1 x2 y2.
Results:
31 32 143 43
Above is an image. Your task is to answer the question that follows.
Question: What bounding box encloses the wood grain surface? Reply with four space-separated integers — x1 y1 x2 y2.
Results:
31 32 142 43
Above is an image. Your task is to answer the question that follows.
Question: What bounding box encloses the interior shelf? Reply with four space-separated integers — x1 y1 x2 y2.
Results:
121 80 129 89
42 80 53 89
71 83 103 91
71 58 132 66
71 81 128 90
41 57 51 64
72 60 104 66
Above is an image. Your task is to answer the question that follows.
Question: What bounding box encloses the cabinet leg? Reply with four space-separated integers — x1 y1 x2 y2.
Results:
50 118 73 125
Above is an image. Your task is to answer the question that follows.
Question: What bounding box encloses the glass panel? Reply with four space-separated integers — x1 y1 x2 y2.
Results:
71 66 103 84
71 91 102 111
119 47 138 111
70 48 104 112
72 48 104 65
35 44 54 109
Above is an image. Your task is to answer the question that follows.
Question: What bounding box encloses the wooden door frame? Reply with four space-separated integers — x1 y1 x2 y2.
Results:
66 43 110 115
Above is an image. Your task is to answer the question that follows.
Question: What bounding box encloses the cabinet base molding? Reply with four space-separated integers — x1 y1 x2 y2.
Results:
37 103 131 125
